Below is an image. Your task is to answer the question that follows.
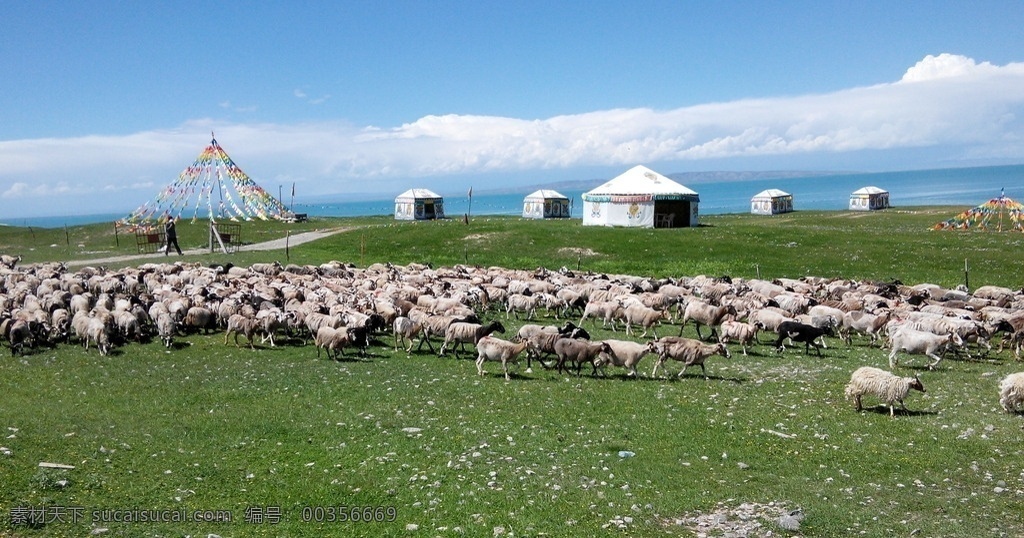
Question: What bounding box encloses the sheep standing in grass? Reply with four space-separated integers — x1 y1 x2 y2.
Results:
844 366 925 417
998 372 1024 413
224 314 260 349
392 316 423 353
315 326 350 360
85 317 111 356
475 336 533 380
155 312 176 348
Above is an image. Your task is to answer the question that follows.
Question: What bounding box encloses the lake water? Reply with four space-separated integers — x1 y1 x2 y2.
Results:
295 164 1024 219
3 164 1022 228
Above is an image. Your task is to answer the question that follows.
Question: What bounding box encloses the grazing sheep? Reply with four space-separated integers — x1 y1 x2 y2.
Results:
49 308 71 343
5 318 33 356
844 366 926 417
679 300 736 340
392 316 423 353
113 310 142 343
439 320 506 358
553 339 613 377
718 320 763 356
888 327 962 370
475 336 533 380
594 339 656 377
224 314 260 349
257 309 291 347
998 372 1024 413
651 338 731 379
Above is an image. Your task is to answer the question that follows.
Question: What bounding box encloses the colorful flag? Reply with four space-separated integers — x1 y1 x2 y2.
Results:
467 186 473 198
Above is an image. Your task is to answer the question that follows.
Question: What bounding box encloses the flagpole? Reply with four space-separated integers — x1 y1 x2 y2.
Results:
466 186 473 223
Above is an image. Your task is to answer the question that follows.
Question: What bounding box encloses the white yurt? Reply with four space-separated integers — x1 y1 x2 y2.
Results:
394 188 445 220
849 186 889 211
750 189 794 215
522 189 571 219
582 165 699 228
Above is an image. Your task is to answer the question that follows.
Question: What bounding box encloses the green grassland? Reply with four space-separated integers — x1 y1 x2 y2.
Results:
1 208 1023 537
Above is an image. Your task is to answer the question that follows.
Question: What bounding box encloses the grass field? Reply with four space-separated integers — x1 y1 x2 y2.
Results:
1 209 1023 537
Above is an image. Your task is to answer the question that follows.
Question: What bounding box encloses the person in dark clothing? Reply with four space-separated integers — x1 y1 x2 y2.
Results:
164 215 182 255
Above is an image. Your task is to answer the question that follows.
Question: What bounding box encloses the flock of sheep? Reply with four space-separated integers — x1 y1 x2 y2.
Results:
1 252 1023 417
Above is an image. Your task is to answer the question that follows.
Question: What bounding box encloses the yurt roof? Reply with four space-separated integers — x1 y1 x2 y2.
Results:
524 189 568 200
751 188 791 199
395 188 443 200
583 165 698 202
851 186 888 195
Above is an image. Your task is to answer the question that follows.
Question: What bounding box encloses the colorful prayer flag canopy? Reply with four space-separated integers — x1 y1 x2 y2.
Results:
932 193 1024 232
119 134 287 227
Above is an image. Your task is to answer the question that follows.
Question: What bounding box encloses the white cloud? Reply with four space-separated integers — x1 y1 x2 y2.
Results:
899 53 1003 83
1 54 1022 218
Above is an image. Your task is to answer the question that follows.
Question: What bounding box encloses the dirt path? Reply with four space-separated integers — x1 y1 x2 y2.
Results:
65 227 353 268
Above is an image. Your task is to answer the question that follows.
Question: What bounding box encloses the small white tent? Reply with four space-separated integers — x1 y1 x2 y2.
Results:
522 189 570 219
751 189 793 215
395 188 445 220
582 165 699 228
849 186 889 211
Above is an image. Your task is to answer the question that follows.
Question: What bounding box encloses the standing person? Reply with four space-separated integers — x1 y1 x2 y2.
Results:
164 214 182 256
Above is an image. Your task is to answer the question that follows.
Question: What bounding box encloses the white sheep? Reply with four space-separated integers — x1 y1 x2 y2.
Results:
998 372 1024 413
315 326 350 360
156 312 176 348
475 336 532 380
717 320 763 356
183 306 217 334
844 366 926 417
392 316 423 353
439 320 505 358
679 300 736 340
622 304 667 338
505 293 541 320
84 317 111 356
0 254 21 269
224 314 260 349
594 339 655 377
888 327 962 370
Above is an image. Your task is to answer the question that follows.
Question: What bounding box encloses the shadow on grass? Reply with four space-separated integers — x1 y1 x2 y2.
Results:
858 405 938 417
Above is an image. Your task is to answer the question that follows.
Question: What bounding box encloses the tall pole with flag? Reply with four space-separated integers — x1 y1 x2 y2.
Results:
466 186 473 224
290 182 296 213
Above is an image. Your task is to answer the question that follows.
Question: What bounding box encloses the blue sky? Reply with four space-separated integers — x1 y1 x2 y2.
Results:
1 1 1023 218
